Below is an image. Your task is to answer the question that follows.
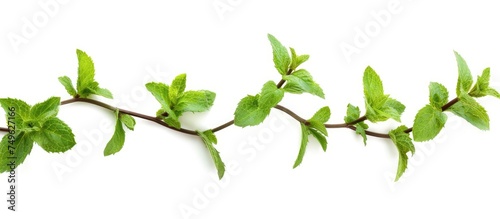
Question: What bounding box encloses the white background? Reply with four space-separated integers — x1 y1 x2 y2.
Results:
1 0 500 218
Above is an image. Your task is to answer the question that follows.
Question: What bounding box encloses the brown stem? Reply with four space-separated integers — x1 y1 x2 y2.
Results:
61 98 198 136
0 127 9 133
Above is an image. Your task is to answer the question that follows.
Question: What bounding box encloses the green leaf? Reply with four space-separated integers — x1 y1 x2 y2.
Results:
32 118 76 153
0 98 31 123
469 68 500 99
30 97 60 122
363 66 405 122
293 123 309 168
355 122 369 145
344 104 361 123
412 105 447 142
290 47 310 71
145 82 172 110
448 94 490 130
0 132 34 173
454 51 473 96
58 76 77 97
283 69 325 98
88 86 113 99
389 125 415 181
379 98 406 122
365 96 405 123
308 127 328 152
104 110 126 156
164 117 181 130
429 82 449 108
169 73 187 104
234 95 271 127
307 106 331 137
76 49 96 96
308 121 328 137
268 34 291 75
174 90 216 113
486 88 500 99
198 130 225 179
363 66 385 104
120 113 136 131
258 81 284 109
310 106 331 124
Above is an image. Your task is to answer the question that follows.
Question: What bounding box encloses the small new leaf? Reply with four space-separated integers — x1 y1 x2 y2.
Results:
88 86 113 99
120 113 136 131
454 51 474 96
470 68 500 99
58 76 77 97
234 95 271 127
389 125 415 181
308 127 328 151
290 47 310 71
413 105 447 142
355 122 369 145
32 118 76 153
104 110 126 156
198 130 225 179
76 49 96 96
283 69 325 98
258 81 284 109
146 82 171 110
448 94 490 130
363 66 385 104
307 106 331 137
169 73 187 104
344 104 361 124
268 34 291 75
363 67 405 122
293 123 309 168
429 82 449 108
0 132 34 173
174 90 216 113
310 106 331 124
73 49 113 99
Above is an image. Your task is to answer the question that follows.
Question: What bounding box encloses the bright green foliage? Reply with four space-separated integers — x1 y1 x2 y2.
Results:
120 114 136 131
344 104 368 145
258 81 285 109
32 118 76 153
58 76 77 97
146 74 216 129
174 91 216 113
268 34 291 75
234 81 284 127
290 47 310 71
413 105 447 142
104 110 136 156
389 125 415 181
363 66 405 122
198 130 225 179
293 107 331 167
470 68 500 99
413 83 449 142
448 94 490 130
283 69 325 98
0 133 34 173
234 95 271 127
0 97 76 173
58 49 113 99
454 51 474 96
293 123 309 168
429 82 449 109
